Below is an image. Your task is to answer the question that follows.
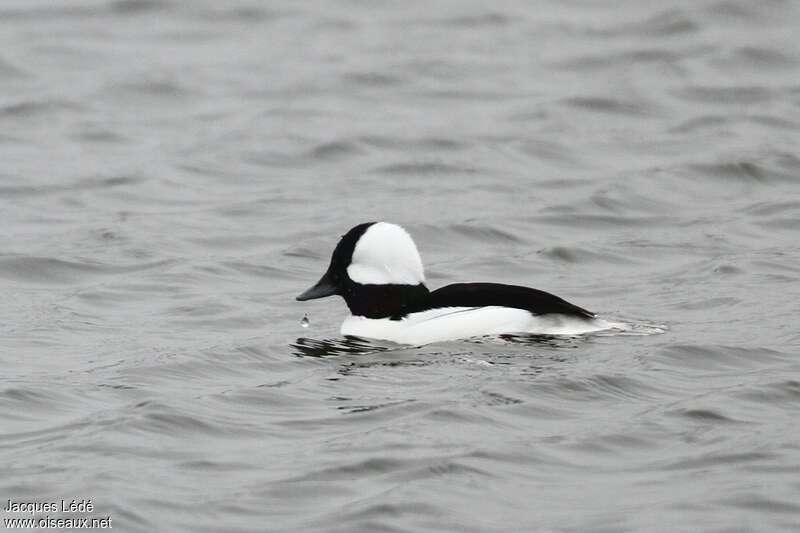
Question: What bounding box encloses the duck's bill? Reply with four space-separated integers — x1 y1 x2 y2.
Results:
296 273 337 301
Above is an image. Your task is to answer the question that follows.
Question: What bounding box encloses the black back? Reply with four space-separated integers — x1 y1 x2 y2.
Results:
420 282 594 319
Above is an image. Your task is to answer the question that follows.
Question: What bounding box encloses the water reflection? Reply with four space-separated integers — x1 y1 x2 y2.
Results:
290 336 395 358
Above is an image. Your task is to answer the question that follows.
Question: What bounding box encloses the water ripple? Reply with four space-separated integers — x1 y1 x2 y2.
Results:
0 256 173 284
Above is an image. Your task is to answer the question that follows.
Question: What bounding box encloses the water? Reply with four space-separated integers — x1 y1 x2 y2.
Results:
2 0 800 531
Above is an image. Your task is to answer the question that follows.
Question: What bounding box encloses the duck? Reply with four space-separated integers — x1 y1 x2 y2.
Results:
296 222 613 345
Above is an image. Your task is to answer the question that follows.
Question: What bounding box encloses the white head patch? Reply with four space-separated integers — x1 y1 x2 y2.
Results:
347 222 425 285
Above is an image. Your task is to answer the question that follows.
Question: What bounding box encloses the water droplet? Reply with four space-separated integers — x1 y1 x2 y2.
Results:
300 315 309 328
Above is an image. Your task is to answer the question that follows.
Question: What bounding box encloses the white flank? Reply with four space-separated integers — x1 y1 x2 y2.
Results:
340 306 616 345
346 222 425 285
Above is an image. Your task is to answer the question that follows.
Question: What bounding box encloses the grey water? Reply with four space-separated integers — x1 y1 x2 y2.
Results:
2 0 800 531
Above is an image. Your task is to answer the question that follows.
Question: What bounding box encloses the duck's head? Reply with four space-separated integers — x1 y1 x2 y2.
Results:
296 222 429 318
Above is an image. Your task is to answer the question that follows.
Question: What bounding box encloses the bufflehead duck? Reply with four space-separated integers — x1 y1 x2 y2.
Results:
296 222 612 344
